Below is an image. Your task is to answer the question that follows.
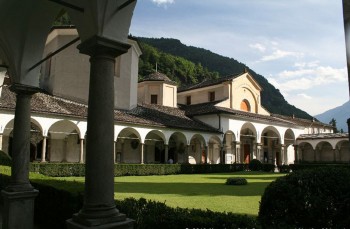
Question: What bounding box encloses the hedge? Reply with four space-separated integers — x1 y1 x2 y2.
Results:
29 163 249 177
116 198 259 229
259 167 350 228
289 163 350 171
0 171 260 229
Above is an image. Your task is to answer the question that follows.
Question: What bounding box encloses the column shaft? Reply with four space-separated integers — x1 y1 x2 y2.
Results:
8 89 35 191
140 143 144 164
41 136 47 162
0 134 3 151
165 144 169 162
69 37 131 227
79 139 84 163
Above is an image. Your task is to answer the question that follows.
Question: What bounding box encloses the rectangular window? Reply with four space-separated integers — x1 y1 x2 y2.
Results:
151 94 158 104
186 96 191 105
209 91 215 102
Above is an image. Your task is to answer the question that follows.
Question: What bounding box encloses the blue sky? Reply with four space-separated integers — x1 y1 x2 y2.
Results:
130 0 349 116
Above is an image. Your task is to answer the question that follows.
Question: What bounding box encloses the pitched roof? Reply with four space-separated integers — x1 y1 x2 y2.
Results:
0 86 219 133
271 113 333 128
178 72 244 92
115 103 220 132
139 72 177 86
297 133 348 140
181 101 297 126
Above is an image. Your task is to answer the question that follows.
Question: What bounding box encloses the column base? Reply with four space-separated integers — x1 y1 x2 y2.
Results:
1 189 39 229
66 214 134 229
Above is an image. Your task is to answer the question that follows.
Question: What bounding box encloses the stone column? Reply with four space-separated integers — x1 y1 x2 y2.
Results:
205 145 209 164
256 143 262 162
2 84 39 229
280 145 285 165
121 141 125 163
41 136 47 162
235 142 241 163
220 145 225 164
67 36 133 228
185 145 190 164
164 144 169 162
0 133 3 151
140 143 145 164
293 145 298 163
79 139 84 163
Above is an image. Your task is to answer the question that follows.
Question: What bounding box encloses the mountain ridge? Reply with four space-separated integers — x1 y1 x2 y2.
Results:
315 100 350 132
137 37 313 120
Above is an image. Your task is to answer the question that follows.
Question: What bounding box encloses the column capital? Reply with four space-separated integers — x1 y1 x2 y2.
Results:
78 35 131 58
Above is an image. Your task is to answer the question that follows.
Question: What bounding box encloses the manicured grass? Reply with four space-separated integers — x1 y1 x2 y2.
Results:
1 165 284 216
113 172 284 216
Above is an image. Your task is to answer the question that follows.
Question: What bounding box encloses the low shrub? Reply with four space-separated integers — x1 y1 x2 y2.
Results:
261 163 275 172
259 167 350 228
249 159 262 171
116 197 260 229
29 163 248 177
225 177 248 185
277 164 290 173
289 163 350 171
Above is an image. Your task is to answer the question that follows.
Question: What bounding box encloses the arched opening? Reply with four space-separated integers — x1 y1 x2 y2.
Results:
337 140 350 162
145 130 165 164
223 131 236 164
116 128 141 164
261 126 281 165
168 132 187 164
48 120 81 162
208 135 221 164
316 141 333 162
189 134 206 164
240 123 257 164
299 142 314 162
240 99 251 112
284 129 296 164
4 119 43 162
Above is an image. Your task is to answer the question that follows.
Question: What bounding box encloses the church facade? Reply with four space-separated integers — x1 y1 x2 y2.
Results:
0 27 349 166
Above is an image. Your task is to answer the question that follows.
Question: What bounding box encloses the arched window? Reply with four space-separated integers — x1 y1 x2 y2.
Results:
240 99 251 112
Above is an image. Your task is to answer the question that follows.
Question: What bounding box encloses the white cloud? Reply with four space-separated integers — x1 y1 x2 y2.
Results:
260 49 304 62
249 43 266 52
269 66 347 92
297 93 312 99
294 60 320 68
151 0 174 6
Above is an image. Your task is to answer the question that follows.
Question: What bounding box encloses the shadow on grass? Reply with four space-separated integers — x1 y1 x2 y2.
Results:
205 175 283 181
115 181 270 196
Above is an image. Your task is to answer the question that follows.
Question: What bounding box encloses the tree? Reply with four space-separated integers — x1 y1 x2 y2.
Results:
329 118 339 133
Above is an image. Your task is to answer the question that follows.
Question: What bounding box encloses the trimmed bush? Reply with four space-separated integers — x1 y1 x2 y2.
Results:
277 164 291 173
225 177 248 185
289 163 350 171
249 159 262 171
259 167 350 228
29 163 248 177
116 197 259 229
261 163 275 172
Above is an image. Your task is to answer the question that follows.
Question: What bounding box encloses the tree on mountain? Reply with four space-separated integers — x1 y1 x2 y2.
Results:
329 118 339 133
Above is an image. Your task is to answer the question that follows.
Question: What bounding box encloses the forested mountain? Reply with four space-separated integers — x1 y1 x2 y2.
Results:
137 37 313 119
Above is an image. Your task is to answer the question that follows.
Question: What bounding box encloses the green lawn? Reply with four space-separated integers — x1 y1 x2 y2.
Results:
113 172 284 216
1 165 284 216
